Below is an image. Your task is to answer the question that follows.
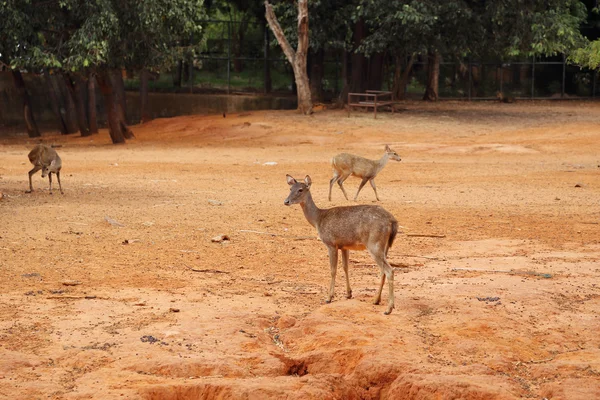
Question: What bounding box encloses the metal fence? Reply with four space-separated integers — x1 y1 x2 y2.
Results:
125 19 600 101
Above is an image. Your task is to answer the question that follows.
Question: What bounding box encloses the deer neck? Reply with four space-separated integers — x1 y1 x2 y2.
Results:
376 153 390 174
299 191 322 229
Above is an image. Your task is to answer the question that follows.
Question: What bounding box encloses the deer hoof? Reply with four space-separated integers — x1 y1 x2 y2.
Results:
25 190 32 194
325 299 332 304
346 292 352 299
384 309 392 315
373 299 381 305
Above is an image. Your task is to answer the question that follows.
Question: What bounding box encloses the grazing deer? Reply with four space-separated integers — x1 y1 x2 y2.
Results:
329 145 401 201
285 174 398 314
26 144 63 194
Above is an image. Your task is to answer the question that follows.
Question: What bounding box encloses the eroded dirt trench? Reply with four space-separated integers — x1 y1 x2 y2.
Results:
0 101 599 399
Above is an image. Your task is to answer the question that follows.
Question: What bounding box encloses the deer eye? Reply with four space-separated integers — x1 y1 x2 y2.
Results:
298 188 303 192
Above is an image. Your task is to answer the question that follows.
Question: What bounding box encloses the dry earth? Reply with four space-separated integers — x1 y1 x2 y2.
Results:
0 101 599 400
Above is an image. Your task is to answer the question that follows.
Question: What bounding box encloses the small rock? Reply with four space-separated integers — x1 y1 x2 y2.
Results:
142 221 155 226
208 199 223 206
169 308 180 313
211 234 230 243
0 192 4 200
62 280 82 286
574 183 584 188
277 315 297 329
134 302 146 306
105 216 124 227
140 335 159 344
263 161 278 166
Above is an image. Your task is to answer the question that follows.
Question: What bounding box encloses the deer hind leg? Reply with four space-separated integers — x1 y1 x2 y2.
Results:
329 172 339 201
337 173 350 200
341 249 352 299
354 177 370 201
369 179 380 201
26 166 41 193
326 246 339 303
369 245 395 314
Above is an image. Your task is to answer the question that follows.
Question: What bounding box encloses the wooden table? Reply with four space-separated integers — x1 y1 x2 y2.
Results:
348 90 395 118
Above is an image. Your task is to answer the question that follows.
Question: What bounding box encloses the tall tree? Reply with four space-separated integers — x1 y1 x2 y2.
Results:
0 1 41 137
265 0 313 114
9 0 206 143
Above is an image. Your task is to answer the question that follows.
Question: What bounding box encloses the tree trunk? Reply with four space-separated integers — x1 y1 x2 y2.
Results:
265 0 312 114
309 48 325 102
350 19 368 94
233 17 249 73
423 51 440 101
140 68 152 123
56 73 80 134
44 72 68 134
87 74 98 134
111 69 134 139
96 70 126 144
337 50 349 106
174 61 183 87
393 54 415 100
367 53 385 90
11 70 40 138
64 74 90 136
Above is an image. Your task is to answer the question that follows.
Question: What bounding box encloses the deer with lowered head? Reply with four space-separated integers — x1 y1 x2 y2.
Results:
285 174 398 314
26 144 63 194
329 144 401 201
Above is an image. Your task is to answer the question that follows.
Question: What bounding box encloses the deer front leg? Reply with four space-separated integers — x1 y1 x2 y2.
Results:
26 166 41 193
48 172 53 194
341 249 352 299
326 246 338 303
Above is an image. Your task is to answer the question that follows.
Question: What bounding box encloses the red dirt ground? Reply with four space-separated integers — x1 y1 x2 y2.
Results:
0 101 599 399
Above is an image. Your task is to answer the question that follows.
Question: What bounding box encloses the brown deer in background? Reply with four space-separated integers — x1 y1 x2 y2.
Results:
285 174 399 314
329 145 401 201
26 144 63 194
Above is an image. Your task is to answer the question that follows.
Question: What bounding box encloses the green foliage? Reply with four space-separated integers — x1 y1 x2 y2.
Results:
569 39 600 69
1 0 207 73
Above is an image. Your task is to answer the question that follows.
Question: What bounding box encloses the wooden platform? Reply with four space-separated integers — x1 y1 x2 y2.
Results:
348 90 395 118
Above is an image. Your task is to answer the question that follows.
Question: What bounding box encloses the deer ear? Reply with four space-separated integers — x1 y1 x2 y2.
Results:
286 174 297 186
385 144 391 151
304 175 312 188
50 159 56 167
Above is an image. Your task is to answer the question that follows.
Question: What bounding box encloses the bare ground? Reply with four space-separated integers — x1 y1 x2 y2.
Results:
0 101 599 400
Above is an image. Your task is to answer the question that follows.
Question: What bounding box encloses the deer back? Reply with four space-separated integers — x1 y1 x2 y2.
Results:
317 205 397 249
332 153 378 178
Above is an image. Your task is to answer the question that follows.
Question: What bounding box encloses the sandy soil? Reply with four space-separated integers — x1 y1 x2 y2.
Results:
0 101 599 400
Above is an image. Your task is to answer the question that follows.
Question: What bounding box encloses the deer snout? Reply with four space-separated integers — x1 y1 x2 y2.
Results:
284 198 291 206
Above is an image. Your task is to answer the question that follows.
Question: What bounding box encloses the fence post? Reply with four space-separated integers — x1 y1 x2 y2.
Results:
468 57 472 101
561 54 566 98
227 21 231 94
531 56 535 98
499 63 504 94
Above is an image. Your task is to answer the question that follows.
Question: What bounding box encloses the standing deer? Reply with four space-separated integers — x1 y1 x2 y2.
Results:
26 144 63 194
285 174 398 314
329 145 401 201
